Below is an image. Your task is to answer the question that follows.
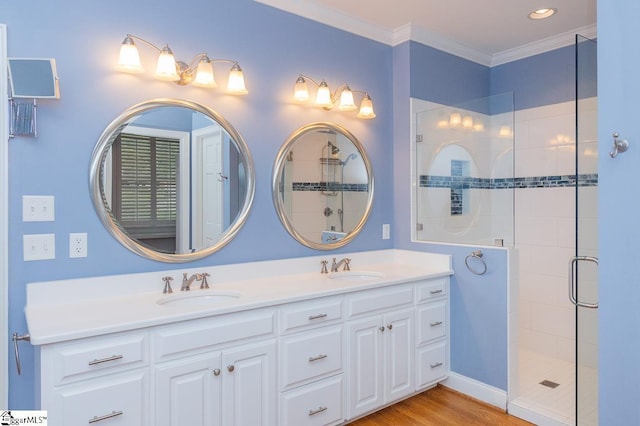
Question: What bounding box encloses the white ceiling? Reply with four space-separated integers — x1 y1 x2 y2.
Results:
256 0 597 66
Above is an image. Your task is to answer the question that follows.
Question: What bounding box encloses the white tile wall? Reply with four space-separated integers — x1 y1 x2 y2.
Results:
515 98 598 368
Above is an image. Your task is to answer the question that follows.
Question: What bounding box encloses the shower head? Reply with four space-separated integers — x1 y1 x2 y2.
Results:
328 141 340 155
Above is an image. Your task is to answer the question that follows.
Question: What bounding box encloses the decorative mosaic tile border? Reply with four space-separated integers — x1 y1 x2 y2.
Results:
420 174 598 189
292 182 369 192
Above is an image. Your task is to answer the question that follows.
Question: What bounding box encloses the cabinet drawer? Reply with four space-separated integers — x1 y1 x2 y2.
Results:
280 375 344 426
280 327 343 390
280 297 342 334
416 301 446 345
154 309 275 361
416 278 448 303
51 370 148 426
347 285 413 318
416 342 448 389
48 332 148 385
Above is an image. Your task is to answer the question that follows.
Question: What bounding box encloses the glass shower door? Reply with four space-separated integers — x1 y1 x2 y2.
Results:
573 34 598 426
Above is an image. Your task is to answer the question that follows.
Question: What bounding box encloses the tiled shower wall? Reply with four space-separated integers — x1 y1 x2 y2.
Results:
515 98 598 367
415 102 515 246
282 131 369 243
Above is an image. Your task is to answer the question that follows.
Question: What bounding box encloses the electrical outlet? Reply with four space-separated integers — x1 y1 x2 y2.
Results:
23 234 56 261
22 195 55 222
69 233 87 258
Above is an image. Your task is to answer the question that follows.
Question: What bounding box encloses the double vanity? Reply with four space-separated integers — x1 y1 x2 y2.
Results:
22 100 453 425
25 250 452 426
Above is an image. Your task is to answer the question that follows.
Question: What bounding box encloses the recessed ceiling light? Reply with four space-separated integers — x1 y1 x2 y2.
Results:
528 8 557 20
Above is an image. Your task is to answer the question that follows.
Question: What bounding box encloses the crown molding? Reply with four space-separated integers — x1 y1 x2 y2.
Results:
255 1 597 67
491 24 597 66
393 23 493 66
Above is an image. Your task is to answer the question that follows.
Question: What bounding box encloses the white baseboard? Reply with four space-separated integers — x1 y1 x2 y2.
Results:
441 372 507 410
508 400 571 426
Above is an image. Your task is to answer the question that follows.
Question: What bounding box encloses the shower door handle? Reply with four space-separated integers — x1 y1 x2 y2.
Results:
568 256 599 309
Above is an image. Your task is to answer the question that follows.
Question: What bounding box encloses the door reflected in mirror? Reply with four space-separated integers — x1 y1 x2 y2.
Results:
272 122 373 250
91 99 255 262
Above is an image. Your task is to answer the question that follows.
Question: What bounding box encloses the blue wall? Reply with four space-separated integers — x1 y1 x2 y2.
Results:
4 0 394 408
598 1 640 423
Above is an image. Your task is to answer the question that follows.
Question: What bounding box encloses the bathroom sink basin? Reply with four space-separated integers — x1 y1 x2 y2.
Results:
157 291 241 307
327 271 385 281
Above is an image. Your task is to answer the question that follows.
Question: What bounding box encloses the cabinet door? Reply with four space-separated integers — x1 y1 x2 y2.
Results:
383 308 414 403
221 340 277 426
155 353 222 426
347 316 384 419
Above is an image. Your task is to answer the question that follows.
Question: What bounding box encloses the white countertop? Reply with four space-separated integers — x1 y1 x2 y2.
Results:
25 249 452 345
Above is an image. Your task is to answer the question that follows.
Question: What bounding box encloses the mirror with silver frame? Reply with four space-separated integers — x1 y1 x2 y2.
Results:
272 122 374 250
90 98 255 262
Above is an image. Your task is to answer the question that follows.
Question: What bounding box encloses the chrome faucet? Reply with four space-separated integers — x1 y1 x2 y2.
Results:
331 257 351 272
181 273 203 291
162 276 173 294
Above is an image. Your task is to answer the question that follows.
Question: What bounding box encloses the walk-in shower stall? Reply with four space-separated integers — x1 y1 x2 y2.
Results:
412 34 598 426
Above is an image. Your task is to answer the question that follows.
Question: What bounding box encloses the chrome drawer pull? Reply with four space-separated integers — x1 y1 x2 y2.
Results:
430 362 444 369
308 406 328 416
430 289 443 294
89 410 123 423
308 354 328 362
430 321 443 327
308 313 328 320
88 354 124 366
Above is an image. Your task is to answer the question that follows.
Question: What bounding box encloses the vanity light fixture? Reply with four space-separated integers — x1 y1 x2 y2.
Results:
294 74 376 119
117 34 248 94
528 8 557 19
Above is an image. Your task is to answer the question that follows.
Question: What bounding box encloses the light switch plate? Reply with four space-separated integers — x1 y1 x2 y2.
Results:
23 234 56 261
382 224 390 240
23 195 55 222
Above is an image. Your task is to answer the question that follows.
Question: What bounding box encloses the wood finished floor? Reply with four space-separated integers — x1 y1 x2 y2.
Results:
347 385 533 426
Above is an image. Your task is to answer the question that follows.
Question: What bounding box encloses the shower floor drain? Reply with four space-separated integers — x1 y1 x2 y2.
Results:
539 379 560 389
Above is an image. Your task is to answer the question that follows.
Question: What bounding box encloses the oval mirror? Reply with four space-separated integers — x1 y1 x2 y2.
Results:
90 98 255 262
272 122 374 249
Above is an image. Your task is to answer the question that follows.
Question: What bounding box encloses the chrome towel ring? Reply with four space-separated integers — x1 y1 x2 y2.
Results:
465 250 487 275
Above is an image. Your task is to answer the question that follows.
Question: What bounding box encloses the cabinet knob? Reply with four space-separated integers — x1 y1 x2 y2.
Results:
379 326 385 332
213 368 221 376
387 324 393 330
227 365 235 372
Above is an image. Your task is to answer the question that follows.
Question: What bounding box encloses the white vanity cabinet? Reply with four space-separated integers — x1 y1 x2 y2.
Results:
278 297 345 426
346 285 415 419
38 330 150 426
415 278 449 389
28 252 452 426
153 309 277 426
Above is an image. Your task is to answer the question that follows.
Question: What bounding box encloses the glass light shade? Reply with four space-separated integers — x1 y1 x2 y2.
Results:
117 37 144 73
315 81 333 107
449 112 462 127
356 94 376 119
473 119 485 132
338 86 357 111
294 76 309 101
192 57 217 88
227 63 248 94
154 45 180 81
462 115 474 128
